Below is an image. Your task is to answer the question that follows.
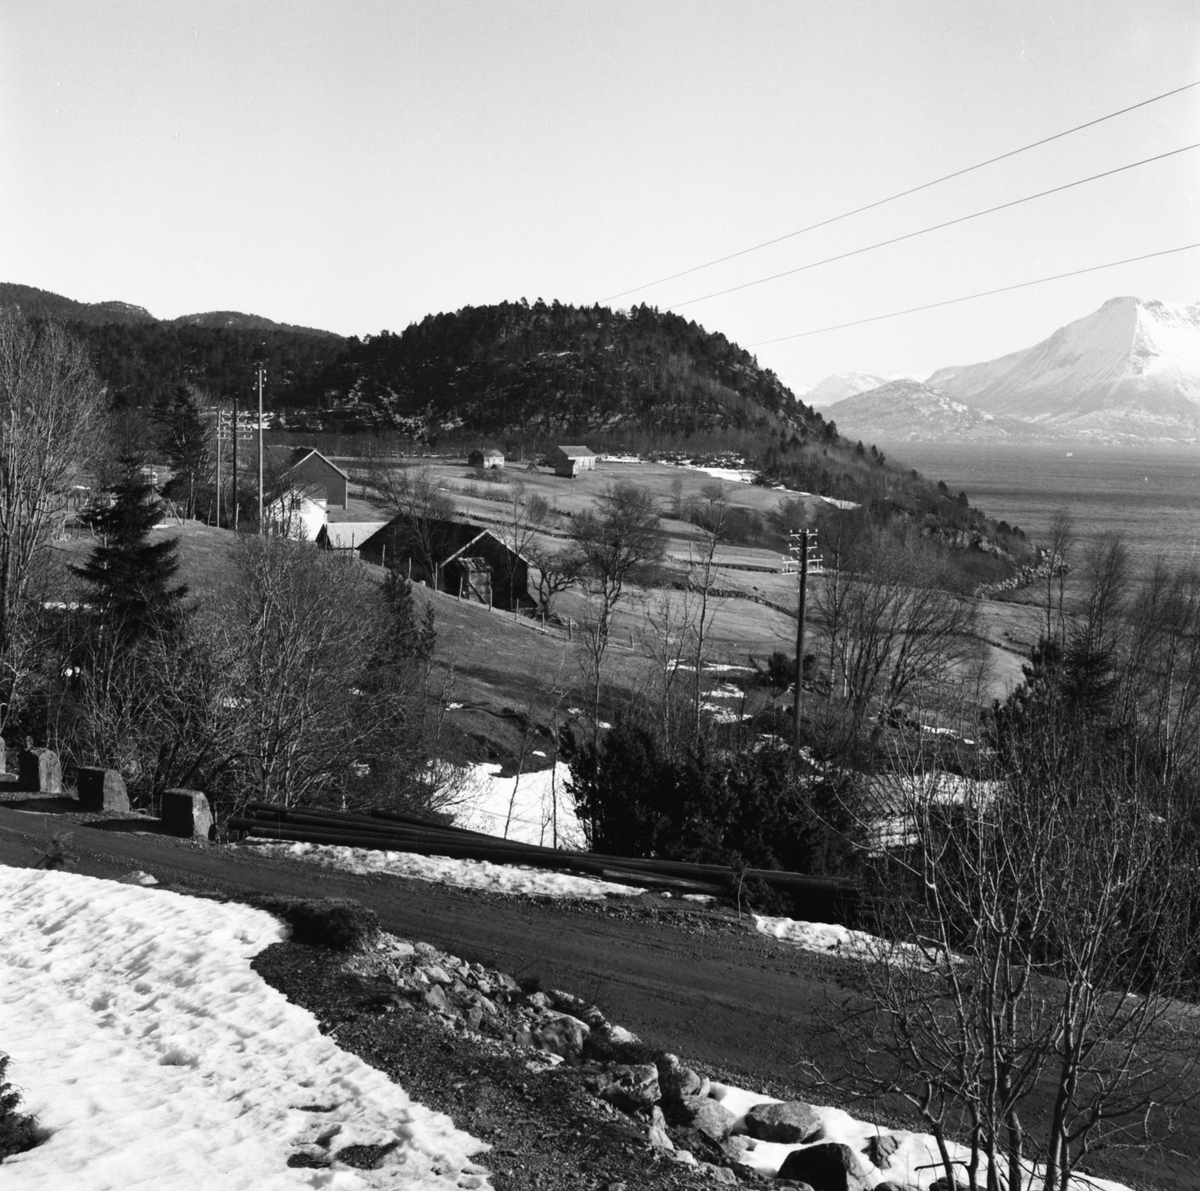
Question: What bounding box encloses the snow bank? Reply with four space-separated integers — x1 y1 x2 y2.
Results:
245 841 644 900
754 914 951 969
0 867 490 1190
452 762 583 849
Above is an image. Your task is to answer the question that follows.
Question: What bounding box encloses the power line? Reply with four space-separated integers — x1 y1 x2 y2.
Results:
747 242 1200 346
666 142 1200 311
600 79 1200 303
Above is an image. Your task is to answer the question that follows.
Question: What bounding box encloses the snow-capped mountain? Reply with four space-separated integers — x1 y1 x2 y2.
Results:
928 297 1200 440
804 371 912 408
824 379 1047 444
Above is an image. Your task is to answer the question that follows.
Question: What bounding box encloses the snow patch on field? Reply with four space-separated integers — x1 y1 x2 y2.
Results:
452 762 583 849
0 867 490 1190
754 914 952 968
244 841 643 900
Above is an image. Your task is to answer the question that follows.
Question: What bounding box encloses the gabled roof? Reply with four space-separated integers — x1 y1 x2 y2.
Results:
268 445 350 480
319 521 388 549
551 445 596 458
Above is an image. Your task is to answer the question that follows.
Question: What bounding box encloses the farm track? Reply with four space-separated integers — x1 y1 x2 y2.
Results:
1 803 1197 1190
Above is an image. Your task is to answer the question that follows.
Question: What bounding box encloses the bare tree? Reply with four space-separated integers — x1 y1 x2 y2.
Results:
0 314 107 727
1044 507 1074 648
362 457 455 575
494 481 550 610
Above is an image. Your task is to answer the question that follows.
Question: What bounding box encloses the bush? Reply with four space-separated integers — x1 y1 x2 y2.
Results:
0 1053 41 1160
254 897 380 951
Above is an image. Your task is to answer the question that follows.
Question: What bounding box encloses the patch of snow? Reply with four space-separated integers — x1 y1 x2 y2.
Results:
452 762 584 849
0 867 491 1191
244 841 642 900
753 915 949 968
687 465 756 484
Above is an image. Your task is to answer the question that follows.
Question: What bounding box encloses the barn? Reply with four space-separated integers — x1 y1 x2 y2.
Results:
268 446 350 510
357 516 532 610
545 445 597 478
467 447 505 469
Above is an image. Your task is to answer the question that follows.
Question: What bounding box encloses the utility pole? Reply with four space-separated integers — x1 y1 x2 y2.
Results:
214 403 222 527
789 529 820 747
256 365 265 534
231 394 239 530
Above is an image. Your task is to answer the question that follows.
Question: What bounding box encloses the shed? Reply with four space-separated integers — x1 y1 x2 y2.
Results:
468 447 505 470
268 446 350 510
546 445 597 478
317 521 388 553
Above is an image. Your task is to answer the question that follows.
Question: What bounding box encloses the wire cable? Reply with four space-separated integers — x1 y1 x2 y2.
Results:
747 242 1200 346
600 78 1200 303
666 142 1200 310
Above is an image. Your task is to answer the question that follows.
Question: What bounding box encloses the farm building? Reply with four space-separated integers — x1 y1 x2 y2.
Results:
316 521 388 553
467 447 505 469
267 446 350 510
264 488 326 541
357 516 532 609
546 445 597 478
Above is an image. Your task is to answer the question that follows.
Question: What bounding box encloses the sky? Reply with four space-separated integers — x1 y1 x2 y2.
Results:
1 0 1197 393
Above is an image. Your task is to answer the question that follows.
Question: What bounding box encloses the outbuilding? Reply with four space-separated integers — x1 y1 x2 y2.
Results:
545 445 597 478
468 447 506 469
268 446 350 510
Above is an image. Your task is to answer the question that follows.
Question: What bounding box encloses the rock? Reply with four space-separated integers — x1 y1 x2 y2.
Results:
605 1024 640 1045
464 1004 483 1031
680 1095 737 1142
18 747 61 794
929 1179 966 1191
160 788 212 839
720 1135 753 1163
422 985 449 1013
656 1053 704 1102
872 1182 912 1191
423 964 452 985
777 1142 868 1191
118 870 158 886
699 1162 739 1184
590 1063 660 1112
865 1133 900 1169
76 767 130 813
647 1105 675 1151
525 991 553 1009
531 1012 589 1059
672 1149 698 1166
744 1100 822 1145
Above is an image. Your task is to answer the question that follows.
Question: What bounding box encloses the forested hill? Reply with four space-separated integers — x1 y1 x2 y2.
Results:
332 300 818 438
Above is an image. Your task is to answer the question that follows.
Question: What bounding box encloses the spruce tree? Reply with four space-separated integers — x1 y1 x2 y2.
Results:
72 456 188 640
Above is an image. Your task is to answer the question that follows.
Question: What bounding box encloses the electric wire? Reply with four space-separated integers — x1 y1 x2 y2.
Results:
600 79 1200 303
747 242 1200 346
665 142 1200 310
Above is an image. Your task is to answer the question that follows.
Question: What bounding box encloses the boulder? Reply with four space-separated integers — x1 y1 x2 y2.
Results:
587 1063 660 1112
679 1095 737 1143
699 1163 738 1185
647 1106 674 1151
865 1133 901 1169
160 788 213 840
745 1100 823 1145
777 1142 869 1191
531 1012 589 1059
18 747 61 794
656 1053 704 1103
76 767 130 813
929 1178 966 1191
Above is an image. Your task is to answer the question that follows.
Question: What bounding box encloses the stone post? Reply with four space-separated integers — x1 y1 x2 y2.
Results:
18 747 62 794
76 767 130 813
160 788 213 840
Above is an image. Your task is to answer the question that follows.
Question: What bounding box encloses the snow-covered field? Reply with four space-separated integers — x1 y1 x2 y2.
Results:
245 840 643 900
0 867 491 1190
450 762 583 849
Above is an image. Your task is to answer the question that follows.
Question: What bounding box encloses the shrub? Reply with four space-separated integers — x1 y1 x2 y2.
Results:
255 897 380 951
0 1053 41 1160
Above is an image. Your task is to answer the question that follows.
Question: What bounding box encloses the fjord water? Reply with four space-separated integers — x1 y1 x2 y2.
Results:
885 444 1200 572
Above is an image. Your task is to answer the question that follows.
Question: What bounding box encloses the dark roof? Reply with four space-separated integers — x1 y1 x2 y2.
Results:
359 516 527 565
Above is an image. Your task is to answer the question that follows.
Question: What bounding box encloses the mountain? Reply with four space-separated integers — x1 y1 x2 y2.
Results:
804 371 912 408
824 379 1049 444
168 311 341 338
928 297 1200 441
0 283 156 326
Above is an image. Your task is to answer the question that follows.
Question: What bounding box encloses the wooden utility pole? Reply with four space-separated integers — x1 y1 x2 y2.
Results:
231 394 239 530
790 529 818 747
256 365 265 533
214 403 222 526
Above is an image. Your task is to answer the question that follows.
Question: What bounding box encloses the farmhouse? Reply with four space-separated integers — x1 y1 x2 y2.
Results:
268 446 350 510
545 445 597 478
467 447 505 469
358 516 532 609
264 488 326 541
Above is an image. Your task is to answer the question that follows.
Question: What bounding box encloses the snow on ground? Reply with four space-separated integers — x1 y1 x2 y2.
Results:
686 465 757 483
753 914 947 968
450 762 584 849
244 841 644 900
0 867 491 1191
705 1081 1131 1191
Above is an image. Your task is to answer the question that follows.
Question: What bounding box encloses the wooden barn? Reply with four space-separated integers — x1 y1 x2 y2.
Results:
268 446 350 510
357 516 532 610
467 447 505 469
546 445 597 478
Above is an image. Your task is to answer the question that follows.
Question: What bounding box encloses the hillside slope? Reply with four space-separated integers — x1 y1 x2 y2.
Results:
928 296 1200 439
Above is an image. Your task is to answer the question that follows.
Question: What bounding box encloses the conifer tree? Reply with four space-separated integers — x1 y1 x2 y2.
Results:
71 456 188 640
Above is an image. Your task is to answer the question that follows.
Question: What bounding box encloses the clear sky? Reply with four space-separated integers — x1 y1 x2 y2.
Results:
2 1 1197 392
